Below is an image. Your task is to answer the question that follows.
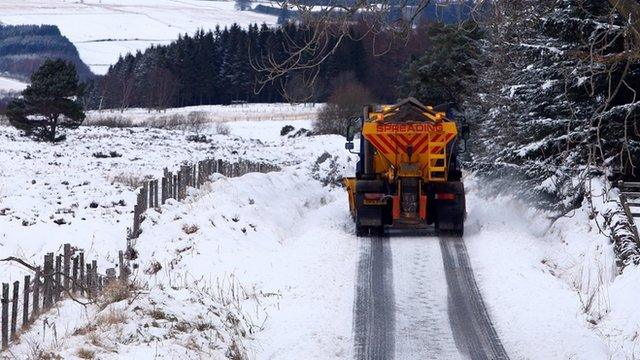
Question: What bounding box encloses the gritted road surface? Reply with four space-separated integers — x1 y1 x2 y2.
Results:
353 233 509 360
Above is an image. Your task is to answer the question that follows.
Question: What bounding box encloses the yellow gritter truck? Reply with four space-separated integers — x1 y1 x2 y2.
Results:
343 98 468 237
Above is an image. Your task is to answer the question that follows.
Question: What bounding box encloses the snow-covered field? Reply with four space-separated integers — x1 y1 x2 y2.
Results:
1 107 640 359
86 103 322 126
0 76 27 92
0 0 277 74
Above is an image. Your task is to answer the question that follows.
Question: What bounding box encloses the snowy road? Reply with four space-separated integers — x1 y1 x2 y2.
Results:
354 232 509 360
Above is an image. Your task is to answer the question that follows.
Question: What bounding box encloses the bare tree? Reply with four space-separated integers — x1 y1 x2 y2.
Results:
313 73 374 135
250 0 496 100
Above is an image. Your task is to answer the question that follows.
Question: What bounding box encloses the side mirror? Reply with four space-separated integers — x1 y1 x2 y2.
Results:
345 125 355 142
345 142 354 150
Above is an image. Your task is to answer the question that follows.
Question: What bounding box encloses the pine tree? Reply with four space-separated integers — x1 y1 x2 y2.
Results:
398 22 481 107
6 59 85 142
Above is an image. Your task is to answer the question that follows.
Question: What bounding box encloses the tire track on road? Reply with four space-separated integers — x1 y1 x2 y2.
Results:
440 236 510 360
353 236 395 360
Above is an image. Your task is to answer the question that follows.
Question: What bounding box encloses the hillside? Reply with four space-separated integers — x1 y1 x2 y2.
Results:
0 0 277 74
0 24 93 81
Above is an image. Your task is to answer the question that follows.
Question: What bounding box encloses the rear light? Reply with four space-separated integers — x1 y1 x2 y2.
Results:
364 193 385 201
436 193 456 200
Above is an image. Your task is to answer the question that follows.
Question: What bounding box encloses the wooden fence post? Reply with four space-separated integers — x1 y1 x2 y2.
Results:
133 204 139 237
10 281 18 341
161 176 168 204
54 254 62 302
172 174 177 200
147 181 153 208
91 260 98 295
118 250 126 281
2 283 8 349
154 179 159 208
43 253 52 309
72 256 78 293
63 243 71 291
143 181 149 210
79 252 85 296
22 275 29 328
197 161 202 188
176 172 182 201
151 181 156 208
32 267 40 317
86 263 92 297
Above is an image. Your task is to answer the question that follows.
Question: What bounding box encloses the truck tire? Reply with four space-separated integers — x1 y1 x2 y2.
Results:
356 224 368 237
435 182 465 237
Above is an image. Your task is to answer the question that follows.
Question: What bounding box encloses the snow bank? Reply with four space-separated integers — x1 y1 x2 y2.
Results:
465 176 640 359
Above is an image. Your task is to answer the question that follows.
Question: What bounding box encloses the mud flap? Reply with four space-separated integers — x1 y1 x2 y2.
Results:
355 179 385 228
356 203 384 227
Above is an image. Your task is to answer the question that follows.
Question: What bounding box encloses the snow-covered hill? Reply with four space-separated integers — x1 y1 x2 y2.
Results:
0 0 277 74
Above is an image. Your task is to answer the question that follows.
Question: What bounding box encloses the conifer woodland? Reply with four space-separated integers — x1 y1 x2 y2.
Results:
87 22 429 110
463 0 640 213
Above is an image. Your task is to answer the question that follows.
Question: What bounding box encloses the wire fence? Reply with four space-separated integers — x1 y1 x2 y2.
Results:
1 157 280 351
0 244 127 350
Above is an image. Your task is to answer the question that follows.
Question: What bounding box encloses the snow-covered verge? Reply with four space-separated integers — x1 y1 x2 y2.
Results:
0 0 277 74
465 176 640 359
0 117 358 359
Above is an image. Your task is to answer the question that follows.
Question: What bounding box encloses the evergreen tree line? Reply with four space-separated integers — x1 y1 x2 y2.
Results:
460 0 640 213
87 21 430 110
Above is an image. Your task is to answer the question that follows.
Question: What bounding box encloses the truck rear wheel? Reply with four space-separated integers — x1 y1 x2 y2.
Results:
435 182 465 237
356 224 368 237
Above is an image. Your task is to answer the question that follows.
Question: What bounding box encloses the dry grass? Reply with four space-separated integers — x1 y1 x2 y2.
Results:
76 348 95 359
215 122 230 135
73 323 97 336
86 115 133 128
97 307 128 326
108 173 145 189
184 336 202 352
149 308 166 320
185 111 209 133
99 279 134 307
182 224 199 234
173 321 191 333
227 340 244 360
86 331 102 347
24 337 62 360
